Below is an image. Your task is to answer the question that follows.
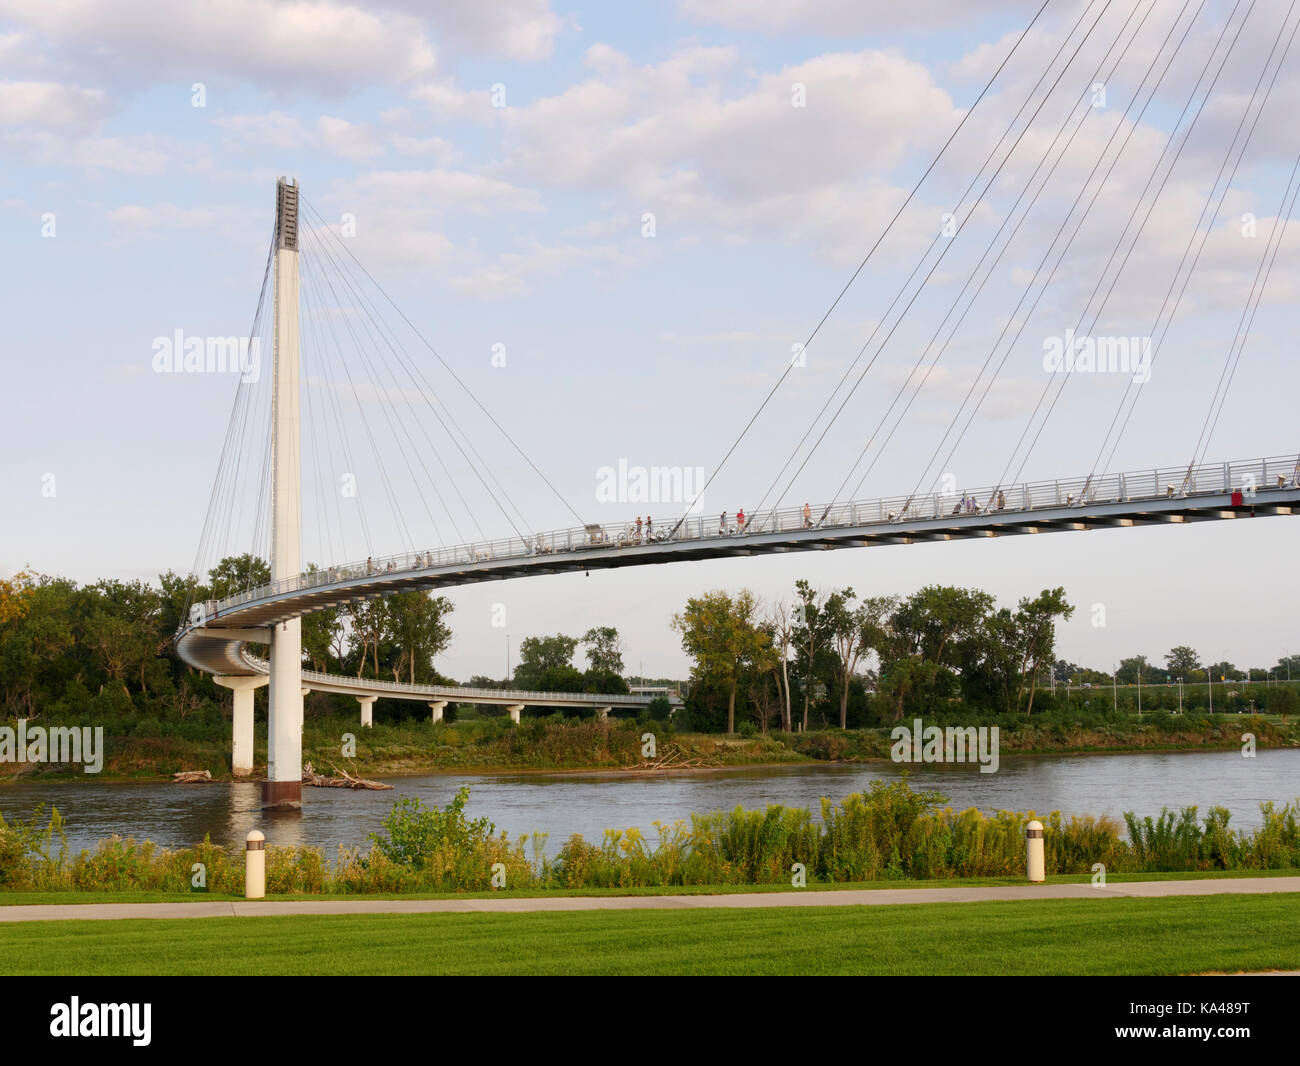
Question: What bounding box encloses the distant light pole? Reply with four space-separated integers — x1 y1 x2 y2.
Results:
1137 664 1142 717
1208 668 1213 714
1177 677 1184 714
506 634 511 684
1112 667 1117 712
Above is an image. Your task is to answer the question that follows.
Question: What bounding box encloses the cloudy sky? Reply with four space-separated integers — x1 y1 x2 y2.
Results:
3 0 1298 681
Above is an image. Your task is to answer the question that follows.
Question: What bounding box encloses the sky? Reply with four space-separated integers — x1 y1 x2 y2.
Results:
2 0 1297 682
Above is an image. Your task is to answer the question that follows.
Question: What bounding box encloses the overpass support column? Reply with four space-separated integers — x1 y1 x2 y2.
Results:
215 675 267 776
506 703 524 724
358 695 377 728
596 706 610 721
428 700 447 723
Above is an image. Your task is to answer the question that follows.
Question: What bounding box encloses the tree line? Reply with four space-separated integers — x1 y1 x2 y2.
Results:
1 561 1295 731
670 582 1300 732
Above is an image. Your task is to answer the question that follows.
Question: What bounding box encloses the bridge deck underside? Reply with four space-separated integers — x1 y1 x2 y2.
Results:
177 487 1298 679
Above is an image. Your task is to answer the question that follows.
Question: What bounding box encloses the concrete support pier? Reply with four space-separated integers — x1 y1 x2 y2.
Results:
428 700 447 723
359 695 377 728
215 675 267 776
596 706 610 721
506 703 524 724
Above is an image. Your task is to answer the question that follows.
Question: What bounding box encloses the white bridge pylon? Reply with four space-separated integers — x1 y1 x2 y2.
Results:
265 177 303 810
205 179 655 807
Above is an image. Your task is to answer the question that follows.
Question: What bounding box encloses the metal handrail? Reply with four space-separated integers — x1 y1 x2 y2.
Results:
186 453 1299 630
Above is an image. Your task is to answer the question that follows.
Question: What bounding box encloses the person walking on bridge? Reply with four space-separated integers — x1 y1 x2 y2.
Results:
736 508 746 532
803 502 812 528
634 515 643 543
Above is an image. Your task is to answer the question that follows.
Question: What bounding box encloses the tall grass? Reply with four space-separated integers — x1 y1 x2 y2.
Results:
3 782 1299 893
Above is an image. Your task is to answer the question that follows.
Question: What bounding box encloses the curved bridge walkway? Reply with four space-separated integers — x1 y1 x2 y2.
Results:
182 453 1299 676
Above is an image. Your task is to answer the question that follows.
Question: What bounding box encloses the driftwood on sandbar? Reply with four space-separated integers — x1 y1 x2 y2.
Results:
173 769 213 784
302 762 393 790
621 747 704 773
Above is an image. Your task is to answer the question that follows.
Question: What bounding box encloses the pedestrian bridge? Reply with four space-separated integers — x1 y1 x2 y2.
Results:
179 452 1300 681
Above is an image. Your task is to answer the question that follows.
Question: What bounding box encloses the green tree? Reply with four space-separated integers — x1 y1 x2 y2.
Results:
580 626 625 676
766 601 796 731
384 591 454 685
823 589 898 729
346 599 388 679
1116 655 1151 685
673 588 770 733
1165 645 1201 680
1206 660 1239 682
207 555 271 599
514 634 579 689
791 580 831 731
1013 587 1073 715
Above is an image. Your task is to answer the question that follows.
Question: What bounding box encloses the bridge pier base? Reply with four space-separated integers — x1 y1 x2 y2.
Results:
596 706 610 721
215 675 267 776
358 695 377 728
506 703 524 724
429 700 447 723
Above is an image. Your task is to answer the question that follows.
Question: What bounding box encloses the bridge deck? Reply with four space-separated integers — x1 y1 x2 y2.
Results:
176 455 1300 679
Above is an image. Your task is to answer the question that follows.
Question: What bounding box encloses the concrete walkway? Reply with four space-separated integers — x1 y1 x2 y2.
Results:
2 876 1298 922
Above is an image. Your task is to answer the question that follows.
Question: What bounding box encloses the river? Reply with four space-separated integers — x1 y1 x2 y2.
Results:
2 747 1297 856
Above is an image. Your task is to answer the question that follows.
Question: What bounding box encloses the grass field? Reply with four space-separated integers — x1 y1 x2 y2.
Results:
2 892 1297 975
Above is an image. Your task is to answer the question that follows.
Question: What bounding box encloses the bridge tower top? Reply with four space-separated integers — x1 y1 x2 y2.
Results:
275 176 298 251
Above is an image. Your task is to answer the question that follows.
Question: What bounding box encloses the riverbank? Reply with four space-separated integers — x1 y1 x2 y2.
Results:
5 779 1299 895
0 712 1292 783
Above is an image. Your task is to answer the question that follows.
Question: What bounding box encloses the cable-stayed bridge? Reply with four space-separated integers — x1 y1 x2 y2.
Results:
175 0 1300 806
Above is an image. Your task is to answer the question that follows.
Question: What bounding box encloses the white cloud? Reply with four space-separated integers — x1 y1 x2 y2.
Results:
332 168 543 217
488 45 958 265
215 111 384 160
316 116 383 160
105 202 239 230
0 0 437 90
447 240 625 299
676 0 1038 35
377 0 564 61
389 134 461 164
4 129 166 173
0 79 106 129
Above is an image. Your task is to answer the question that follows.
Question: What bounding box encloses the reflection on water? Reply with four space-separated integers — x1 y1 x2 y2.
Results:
2 748 1297 856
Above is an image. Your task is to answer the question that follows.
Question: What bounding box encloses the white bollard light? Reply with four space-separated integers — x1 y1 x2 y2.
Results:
246 830 266 899
1025 820 1045 883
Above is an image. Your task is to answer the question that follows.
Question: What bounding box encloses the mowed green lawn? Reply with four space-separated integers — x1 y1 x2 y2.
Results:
2 893 1298 975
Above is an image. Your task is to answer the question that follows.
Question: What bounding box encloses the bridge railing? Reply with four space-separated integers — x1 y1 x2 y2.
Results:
238 656 650 702
193 453 1298 625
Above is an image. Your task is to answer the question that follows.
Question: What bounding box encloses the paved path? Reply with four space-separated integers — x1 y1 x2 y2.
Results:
1 877 1298 922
